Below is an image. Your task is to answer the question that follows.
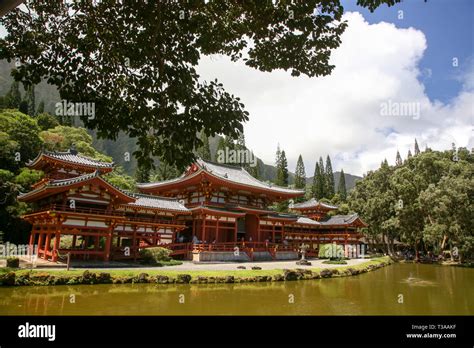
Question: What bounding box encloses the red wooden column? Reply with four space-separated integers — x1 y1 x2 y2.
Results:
202 215 207 243
28 230 35 256
215 217 220 243
37 232 44 258
344 234 348 258
132 225 137 261
234 219 237 243
52 231 61 262
44 232 51 260
104 223 114 261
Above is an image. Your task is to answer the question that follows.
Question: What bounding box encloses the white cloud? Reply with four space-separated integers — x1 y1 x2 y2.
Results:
196 12 473 176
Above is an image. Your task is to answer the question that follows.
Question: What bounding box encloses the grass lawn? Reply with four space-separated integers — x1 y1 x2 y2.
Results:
4 257 391 279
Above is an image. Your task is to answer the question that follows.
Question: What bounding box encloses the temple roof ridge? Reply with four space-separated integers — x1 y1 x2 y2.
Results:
27 148 114 169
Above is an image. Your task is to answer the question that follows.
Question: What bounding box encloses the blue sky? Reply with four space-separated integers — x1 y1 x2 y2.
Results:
344 0 474 104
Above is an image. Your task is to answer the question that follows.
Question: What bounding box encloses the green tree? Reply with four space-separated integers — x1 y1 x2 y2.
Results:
36 112 59 131
276 150 289 187
37 100 45 114
311 160 320 199
26 84 35 116
0 1 400 170
18 100 28 114
325 155 335 198
294 154 306 189
196 130 212 161
152 159 181 181
395 150 402 166
337 168 347 201
5 81 21 109
312 156 326 199
135 163 151 183
105 166 136 191
40 125 112 162
0 109 43 170
414 138 420 155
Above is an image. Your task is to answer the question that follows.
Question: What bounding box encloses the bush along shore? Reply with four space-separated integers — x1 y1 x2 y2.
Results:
0 257 391 287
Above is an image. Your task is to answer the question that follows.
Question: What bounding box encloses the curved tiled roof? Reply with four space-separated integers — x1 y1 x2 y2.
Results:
28 150 114 169
18 171 132 202
198 159 303 194
138 159 304 196
291 198 338 210
124 193 189 212
321 214 366 226
296 216 322 225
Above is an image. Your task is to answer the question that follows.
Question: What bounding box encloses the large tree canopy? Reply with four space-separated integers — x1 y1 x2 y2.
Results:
0 0 399 170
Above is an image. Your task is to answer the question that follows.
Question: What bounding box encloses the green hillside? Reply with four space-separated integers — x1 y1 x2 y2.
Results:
0 59 361 191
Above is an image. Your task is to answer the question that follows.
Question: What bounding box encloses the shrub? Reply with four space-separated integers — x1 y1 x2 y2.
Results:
139 247 172 265
318 244 344 259
6 257 20 268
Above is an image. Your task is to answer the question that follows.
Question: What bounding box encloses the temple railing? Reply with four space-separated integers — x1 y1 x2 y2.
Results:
29 204 181 226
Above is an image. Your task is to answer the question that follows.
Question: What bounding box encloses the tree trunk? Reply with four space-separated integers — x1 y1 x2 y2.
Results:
414 240 420 262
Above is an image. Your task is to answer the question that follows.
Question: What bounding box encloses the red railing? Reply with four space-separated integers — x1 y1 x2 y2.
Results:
32 204 181 226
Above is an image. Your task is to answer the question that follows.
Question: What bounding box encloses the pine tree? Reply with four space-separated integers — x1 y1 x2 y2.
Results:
325 155 335 198
197 130 212 161
407 149 412 159
311 157 326 199
317 156 326 198
414 138 420 155
294 154 306 189
275 144 281 168
395 150 402 166
5 81 21 109
276 150 289 186
337 168 347 201
26 84 35 116
311 161 320 198
37 100 45 115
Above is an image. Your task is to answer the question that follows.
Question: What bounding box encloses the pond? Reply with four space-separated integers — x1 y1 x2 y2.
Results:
0 263 472 315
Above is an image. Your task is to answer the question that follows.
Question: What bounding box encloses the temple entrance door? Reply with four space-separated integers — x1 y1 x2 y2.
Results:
237 218 246 242
244 214 259 242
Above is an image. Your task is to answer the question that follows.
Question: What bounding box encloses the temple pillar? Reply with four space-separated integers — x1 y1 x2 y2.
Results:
37 233 44 258
52 232 60 262
44 232 51 260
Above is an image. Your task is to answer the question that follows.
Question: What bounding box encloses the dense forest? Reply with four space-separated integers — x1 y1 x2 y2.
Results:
349 143 473 262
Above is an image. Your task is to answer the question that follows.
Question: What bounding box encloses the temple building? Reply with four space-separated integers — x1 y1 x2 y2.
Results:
19 150 367 263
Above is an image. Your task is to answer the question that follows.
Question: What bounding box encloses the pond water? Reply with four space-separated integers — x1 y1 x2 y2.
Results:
0 263 472 315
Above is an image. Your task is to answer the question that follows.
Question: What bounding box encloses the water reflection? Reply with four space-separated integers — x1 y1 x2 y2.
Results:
0 264 472 315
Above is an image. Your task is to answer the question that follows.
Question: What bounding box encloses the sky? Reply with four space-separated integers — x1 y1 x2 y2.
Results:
1 1 473 176
197 0 474 176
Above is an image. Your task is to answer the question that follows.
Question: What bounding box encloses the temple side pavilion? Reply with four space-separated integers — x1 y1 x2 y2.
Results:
19 150 190 262
19 151 368 263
